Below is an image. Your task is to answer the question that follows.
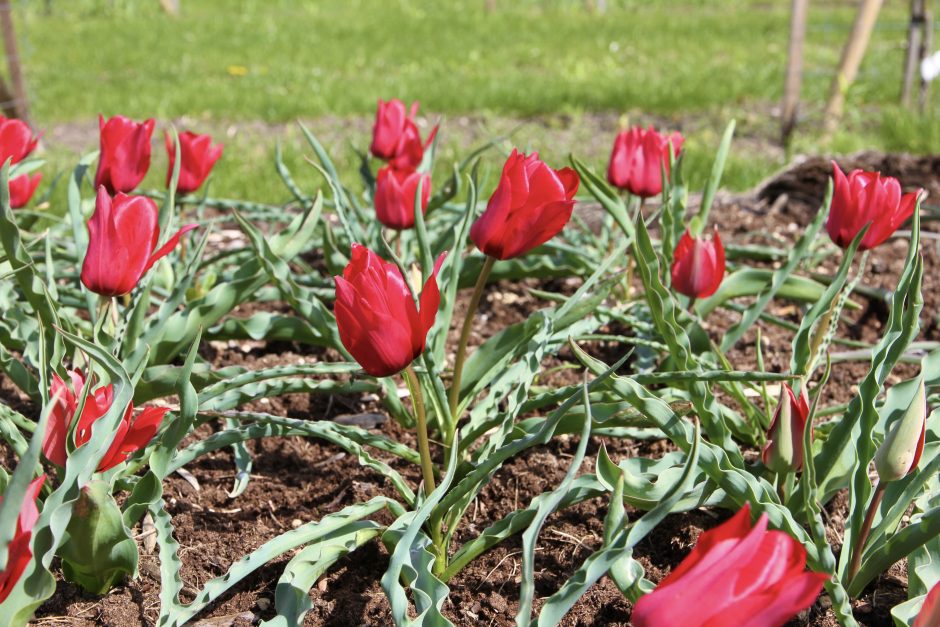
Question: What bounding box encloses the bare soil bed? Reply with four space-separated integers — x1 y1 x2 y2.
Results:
13 151 939 626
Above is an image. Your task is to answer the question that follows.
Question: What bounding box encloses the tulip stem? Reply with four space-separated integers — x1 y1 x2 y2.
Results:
449 255 496 420
404 365 436 497
847 481 886 585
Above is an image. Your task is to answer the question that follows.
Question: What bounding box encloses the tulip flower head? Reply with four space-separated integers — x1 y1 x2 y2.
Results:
0 115 40 165
762 384 810 474
334 244 445 377
670 227 725 299
374 166 431 230
80 187 198 297
632 504 827 627
0 475 45 604
470 149 579 260
916 580 940 627
607 125 683 198
8 172 41 208
42 371 167 473
369 99 437 171
94 114 155 194
875 378 928 483
827 162 921 251
165 131 224 195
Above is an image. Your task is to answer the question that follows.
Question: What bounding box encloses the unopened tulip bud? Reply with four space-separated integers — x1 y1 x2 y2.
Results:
875 379 928 482
762 384 810 474
670 227 726 298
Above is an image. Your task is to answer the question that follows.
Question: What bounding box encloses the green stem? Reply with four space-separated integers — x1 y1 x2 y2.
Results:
847 481 886 585
448 255 496 419
404 365 436 496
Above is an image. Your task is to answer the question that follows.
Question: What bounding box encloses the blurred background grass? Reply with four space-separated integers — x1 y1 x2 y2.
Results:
14 0 940 204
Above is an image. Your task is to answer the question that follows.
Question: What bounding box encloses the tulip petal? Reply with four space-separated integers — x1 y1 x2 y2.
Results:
143 223 199 274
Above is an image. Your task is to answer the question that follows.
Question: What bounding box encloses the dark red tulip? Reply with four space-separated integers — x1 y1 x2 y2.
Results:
94 114 155 194
334 244 444 377
916 580 940 627
8 172 41 208
165 131 223 195
42 371 167 472
670 227 725 298
374 166 430 230
828 162 920 251
80 186 197 297
0 116 39 165
0 475 44 604
470 149 579 260
762 384 810 473
371 99 417 160
632 504 827 627
607 126 683 198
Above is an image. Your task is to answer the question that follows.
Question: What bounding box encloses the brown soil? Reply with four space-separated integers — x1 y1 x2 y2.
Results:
13 152 940 626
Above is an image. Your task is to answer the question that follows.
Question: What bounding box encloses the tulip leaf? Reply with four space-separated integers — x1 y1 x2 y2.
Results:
569 155 633 239
689 120 734 236
697 269 854 316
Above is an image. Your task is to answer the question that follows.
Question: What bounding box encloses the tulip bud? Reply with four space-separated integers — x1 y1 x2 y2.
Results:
0 115 40 164
875 379 928 483
607 126 683 198
470 149 579 260
374 166 430 230
333 244 445 377
0 475 45 604
370 99 417 161
165 131 224 195
8 172 41 208
80 186 198 297
762 384 810 474
94 114 155 194
670 227 725 298
828 162 921 251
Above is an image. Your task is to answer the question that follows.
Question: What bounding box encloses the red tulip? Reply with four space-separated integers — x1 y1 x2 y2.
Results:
0 116 39 165
828 162 921 251
8 173 41 208
374 166 430 230
94 114 155 194
334 244 444 377
632 504 827 627
0 475 44 604
762 384 810 473
42 371 167 472
670 227 725 298
916 580 940 627
165 131 224 195
369 99 437 170
80 186 198 297
607 126 683 198
470 149 579 260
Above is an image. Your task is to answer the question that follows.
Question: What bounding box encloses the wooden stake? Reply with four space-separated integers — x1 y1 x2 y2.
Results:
901 0 926 108
781 0 810 146
823 0 883 133
920 8 933 112
0 1 28 123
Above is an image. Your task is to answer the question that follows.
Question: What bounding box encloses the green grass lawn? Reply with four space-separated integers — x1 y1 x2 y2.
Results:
16 0 940 203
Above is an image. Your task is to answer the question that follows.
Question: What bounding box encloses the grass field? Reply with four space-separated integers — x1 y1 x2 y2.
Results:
15 0 940 203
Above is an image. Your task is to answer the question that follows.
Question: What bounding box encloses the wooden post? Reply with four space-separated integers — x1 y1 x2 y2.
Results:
920 8 933 112
0 1 29 123
781 0 810 146
823 0 883 133
901 0 926 107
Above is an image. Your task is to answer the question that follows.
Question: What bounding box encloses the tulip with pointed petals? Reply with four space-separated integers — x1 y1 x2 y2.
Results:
42 371 167 473
0 475 44 603
94 115 155 194
0 116 40 165
762 384 810 473
165 131 223 195
334 244 444 377
374 166 430 230
670 227 725 298
632 504 827 627
607 126 683 198
8 172 41 208
828 162 921 251
80 186 198 297
470 150 579 260
875 378 928 483
369 99 437 170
